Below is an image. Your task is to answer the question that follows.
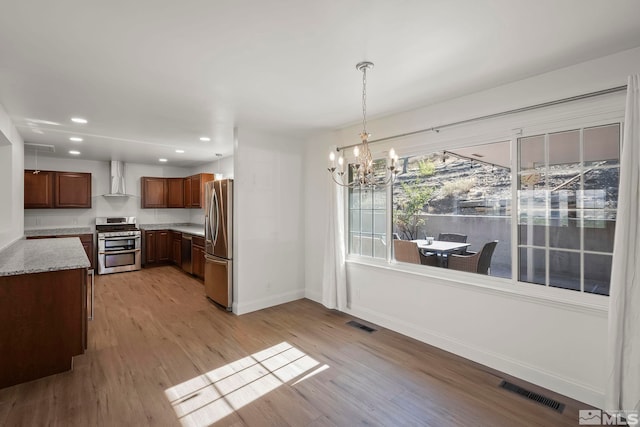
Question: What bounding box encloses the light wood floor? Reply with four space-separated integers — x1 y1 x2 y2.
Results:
0 266 590 426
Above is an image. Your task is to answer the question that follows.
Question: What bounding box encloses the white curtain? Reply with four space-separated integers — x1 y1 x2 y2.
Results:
321 157 347 311
606 75 640 415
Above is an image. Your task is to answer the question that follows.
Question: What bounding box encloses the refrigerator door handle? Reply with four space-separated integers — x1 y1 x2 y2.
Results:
212 186 220 245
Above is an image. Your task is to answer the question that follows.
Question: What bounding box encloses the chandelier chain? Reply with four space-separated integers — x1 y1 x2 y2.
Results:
362 65 367 136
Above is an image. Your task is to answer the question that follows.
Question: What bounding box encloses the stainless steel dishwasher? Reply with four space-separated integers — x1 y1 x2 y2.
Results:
181 235 192 274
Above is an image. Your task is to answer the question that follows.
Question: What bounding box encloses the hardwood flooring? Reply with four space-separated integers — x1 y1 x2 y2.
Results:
0 266 590 426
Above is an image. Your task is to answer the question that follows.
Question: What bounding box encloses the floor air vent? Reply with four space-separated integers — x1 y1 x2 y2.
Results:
346 320 377 333
500 380 565 413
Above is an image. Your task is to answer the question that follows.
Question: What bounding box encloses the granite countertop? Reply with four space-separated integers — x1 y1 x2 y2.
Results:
139 223 205 237
0 238 91 277
24 227 93 237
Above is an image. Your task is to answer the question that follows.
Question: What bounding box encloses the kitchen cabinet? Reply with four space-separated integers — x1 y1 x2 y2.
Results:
141 177 168 208
184 173 214 208
167 178 185 208
157 231 169 263
141 173 213 209
143 230 170 265
24 170 91 209
171 231 182 265
24 171 54 208
184 177 192 208
27 234 94 270
192 235 205 279
0 267 86 388
144 230 157 264
55 172 91 208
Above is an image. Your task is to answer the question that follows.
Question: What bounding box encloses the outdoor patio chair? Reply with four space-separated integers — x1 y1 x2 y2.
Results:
437 233 468 255
447 240 498 275
394 240 438 266
393 240 421 264
437 233 468 243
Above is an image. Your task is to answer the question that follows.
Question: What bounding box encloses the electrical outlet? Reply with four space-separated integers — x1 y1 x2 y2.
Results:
356 287 361 300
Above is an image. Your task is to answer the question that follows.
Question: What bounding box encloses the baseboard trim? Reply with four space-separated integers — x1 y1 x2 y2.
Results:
304 289 322 304
235 288 306 315
347 303 604 409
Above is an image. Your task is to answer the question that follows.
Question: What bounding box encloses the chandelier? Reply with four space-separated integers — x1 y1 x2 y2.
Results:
328 61 399 188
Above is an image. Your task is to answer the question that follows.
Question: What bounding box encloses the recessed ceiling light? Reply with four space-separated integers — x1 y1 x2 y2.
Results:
71 117 88 124
175 149 185 153
200 137 211 142
69 150 81 155
69 137 83 142
159 158 168 162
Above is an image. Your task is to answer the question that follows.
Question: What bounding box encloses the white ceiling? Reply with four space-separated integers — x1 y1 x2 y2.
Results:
1 0 639 167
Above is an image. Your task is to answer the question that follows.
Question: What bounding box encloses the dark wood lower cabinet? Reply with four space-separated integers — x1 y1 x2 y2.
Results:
143 230 204 279
0 268 86 388
192 244 205 279
144 231 157 265
171 232 182 265
157 231 169 263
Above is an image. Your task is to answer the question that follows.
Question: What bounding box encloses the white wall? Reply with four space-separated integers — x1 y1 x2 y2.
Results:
0 103 24 250
22 156 196 228
234 128 304 315
304 46 640 408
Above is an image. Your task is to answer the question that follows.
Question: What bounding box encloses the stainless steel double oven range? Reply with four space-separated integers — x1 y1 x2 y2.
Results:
96 217 141 275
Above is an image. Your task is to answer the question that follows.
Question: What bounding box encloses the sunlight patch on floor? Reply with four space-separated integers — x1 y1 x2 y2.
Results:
165 342 328 427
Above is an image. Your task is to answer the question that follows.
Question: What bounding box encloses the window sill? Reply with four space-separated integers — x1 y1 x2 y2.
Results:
345 256 609 317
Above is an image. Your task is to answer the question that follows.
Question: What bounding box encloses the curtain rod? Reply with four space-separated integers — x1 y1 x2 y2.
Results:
337 84 628 151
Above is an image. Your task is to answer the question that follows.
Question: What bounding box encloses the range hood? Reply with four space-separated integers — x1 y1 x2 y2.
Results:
102 161 133 197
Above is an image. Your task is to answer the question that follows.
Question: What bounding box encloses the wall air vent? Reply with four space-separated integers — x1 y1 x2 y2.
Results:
346 320 377 333
24 143 55 153
499 380 565 413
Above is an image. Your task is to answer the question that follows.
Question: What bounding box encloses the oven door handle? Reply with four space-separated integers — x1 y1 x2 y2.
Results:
99 248 141 255
98 235 141 241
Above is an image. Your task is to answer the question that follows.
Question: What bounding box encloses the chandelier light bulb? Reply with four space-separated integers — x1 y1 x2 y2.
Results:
326 60 399 188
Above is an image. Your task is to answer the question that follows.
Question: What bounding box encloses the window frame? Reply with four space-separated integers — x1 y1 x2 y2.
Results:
343 94 625 304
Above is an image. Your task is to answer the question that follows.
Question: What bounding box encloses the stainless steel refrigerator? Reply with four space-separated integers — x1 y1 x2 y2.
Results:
204 179 233 310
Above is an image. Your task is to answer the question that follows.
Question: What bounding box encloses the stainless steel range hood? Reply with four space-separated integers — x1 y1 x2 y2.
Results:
102 161 133 197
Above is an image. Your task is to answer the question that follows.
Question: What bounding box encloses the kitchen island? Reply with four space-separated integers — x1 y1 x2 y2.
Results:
0 238 90 388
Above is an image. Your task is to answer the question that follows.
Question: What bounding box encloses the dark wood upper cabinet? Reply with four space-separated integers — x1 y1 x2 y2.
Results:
55 172 91 208
141 177 167 208
141 173 213 209
24 170 91 209
183 176 192 208
187 173 214 208
166 178 185 208
24 170 54 208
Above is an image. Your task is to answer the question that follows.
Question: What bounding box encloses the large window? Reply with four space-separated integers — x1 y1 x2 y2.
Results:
346 118 621 297
348 159 387 258
518 124 620 295
391 141 512 278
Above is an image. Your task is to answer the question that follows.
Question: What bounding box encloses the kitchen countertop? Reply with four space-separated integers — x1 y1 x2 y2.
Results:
24 227 93 237
138 223 205 237
0 238 91 277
